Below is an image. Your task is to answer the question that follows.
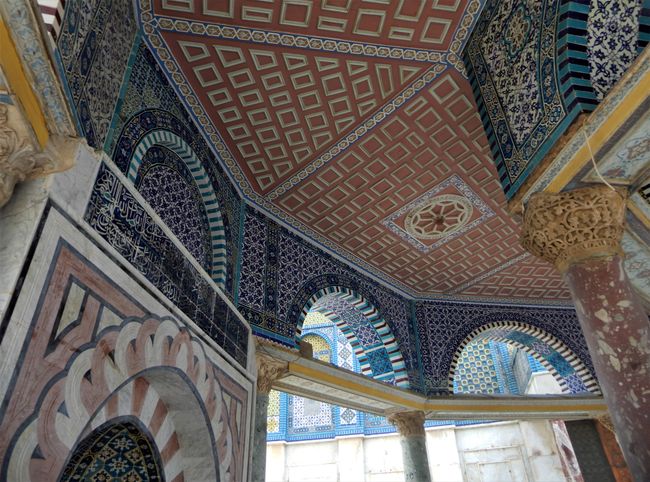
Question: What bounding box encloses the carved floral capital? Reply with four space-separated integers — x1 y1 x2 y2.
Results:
387 410 426 437
0 104 77 208
521 186 626 272
256 352 288 394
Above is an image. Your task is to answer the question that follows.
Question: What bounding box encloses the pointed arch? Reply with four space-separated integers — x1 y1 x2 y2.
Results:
297 285 409 388
127 129 227 288
448 321 600 395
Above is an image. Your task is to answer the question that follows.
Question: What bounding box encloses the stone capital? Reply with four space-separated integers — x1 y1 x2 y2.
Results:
521 186 626 272
255 352 288 394
0 103 78 208
387 411 426 437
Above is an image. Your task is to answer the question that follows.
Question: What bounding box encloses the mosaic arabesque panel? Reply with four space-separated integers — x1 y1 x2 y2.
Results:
238 206 421 389
107 42 243 297
56 0 137 148
464 0 565 198
85 163 248 366
415 300 592 394
136 146 213 271
464 0 649 199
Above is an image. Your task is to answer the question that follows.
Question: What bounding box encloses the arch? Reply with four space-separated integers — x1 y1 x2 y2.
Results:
127 129 227 288
296 285 409 388
59 418 164 482
448 321 600 395
5 316 243 482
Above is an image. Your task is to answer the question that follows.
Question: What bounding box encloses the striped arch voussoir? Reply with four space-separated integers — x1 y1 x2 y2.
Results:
127 129 227 289
297 286 409 388
448 321 600 395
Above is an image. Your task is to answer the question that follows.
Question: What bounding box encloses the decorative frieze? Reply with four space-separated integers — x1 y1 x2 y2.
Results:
256 351 288 394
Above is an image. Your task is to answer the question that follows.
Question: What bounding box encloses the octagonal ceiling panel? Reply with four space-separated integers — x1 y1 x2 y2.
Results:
140 0 571 303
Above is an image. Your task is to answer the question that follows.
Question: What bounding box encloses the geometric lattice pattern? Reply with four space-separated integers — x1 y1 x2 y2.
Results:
60 421 163 482
449 322 600 394
452 339 501 395
268 390 281 434
165 34 430 193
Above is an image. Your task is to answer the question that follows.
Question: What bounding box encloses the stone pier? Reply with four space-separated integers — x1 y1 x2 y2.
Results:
251 351 288 482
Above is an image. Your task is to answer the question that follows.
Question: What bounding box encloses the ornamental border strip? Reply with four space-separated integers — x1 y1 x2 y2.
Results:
144 0 484 66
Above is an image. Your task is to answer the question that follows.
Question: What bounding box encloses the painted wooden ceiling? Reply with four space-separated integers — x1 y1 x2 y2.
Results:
138 0 570 302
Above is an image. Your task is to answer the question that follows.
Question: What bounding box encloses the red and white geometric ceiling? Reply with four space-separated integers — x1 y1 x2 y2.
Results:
139 0 571 302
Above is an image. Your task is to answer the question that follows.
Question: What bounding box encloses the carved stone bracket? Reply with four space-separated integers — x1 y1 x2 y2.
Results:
256 352 289 395
521 185 626 272
388 410 426 437
0 104 77 208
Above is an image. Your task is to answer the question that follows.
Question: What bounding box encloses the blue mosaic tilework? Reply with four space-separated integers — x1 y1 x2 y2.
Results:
453 340 501 395
415 300 593 394
238 206 420 388
136 146 212 271
106 41 242 298
56 0 137 148
490 341 520 394
60 420 162 481
268 313 512 441
85 163 248 366
364 349 394 377
464 0 649 199
587 0 643 100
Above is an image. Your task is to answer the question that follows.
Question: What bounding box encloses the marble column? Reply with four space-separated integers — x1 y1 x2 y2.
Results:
251 352 288 482
521 185 650 480
388 411 431 482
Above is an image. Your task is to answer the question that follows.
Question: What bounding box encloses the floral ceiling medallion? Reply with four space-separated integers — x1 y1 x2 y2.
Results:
405 194 473 240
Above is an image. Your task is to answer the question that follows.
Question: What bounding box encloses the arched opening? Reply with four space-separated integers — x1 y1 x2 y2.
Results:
59 418 164 482
296 286 408 388
449 322 600 394
127 129 227 289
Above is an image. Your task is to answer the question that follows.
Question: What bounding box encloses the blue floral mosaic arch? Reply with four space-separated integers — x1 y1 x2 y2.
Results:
127 129 228 288
60 418 164 481
448 321 600 394
297 285 409 388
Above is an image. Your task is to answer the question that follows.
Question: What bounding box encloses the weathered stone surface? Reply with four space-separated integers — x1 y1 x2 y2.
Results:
521 185 626 272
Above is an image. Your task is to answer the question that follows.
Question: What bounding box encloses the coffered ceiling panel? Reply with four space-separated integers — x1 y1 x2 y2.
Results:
154 0 472 51
140 0 571 303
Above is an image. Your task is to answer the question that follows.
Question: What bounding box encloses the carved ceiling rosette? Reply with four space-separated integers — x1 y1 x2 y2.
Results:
521 186 626 272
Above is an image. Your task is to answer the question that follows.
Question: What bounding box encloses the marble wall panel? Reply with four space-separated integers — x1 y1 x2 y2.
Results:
0 205 253 481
